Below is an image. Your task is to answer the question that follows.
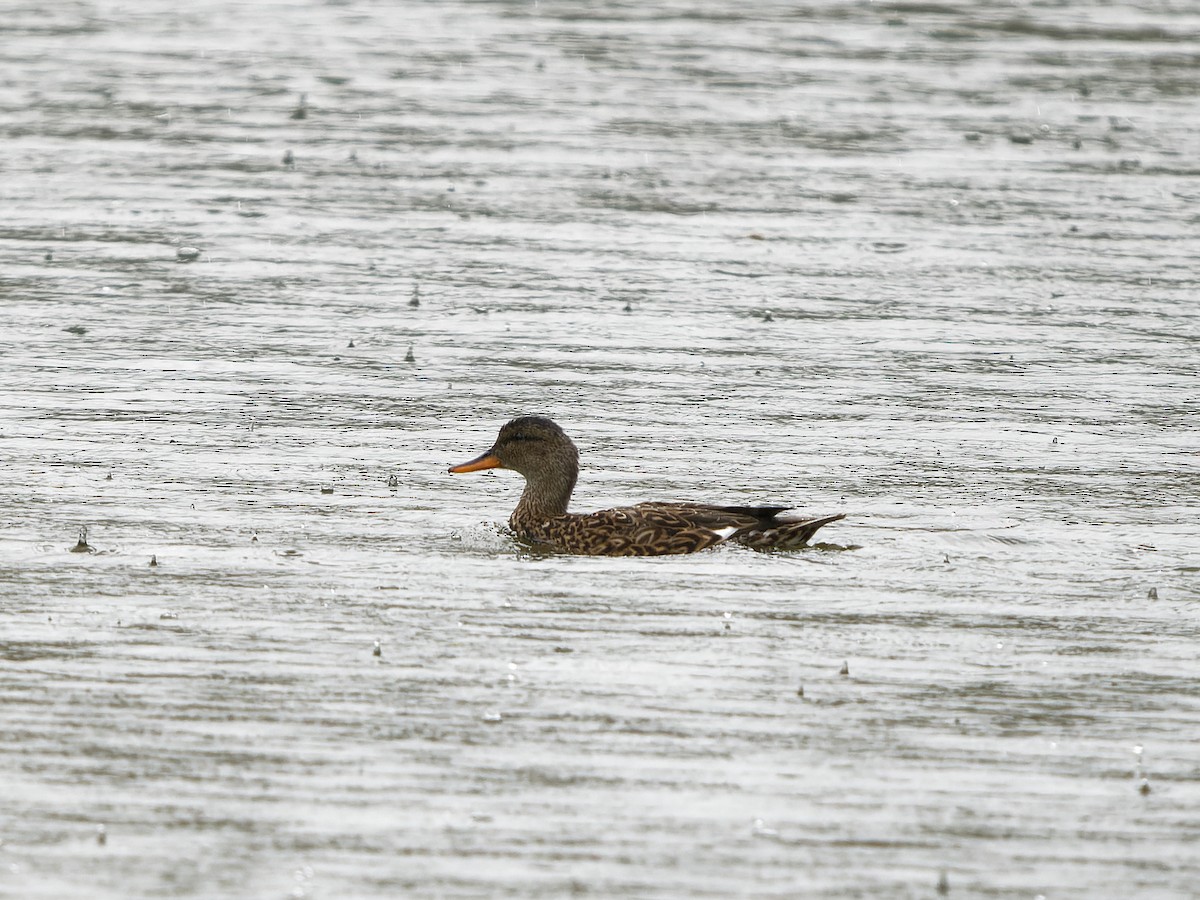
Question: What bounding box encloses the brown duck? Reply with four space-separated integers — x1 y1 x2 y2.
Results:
449 416 844 556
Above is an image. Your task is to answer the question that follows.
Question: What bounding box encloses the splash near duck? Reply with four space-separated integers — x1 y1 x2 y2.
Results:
449 416 844 557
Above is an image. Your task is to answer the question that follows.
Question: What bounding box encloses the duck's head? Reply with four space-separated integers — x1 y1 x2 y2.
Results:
449 416 579 484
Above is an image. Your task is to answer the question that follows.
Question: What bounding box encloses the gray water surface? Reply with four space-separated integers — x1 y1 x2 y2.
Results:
2 1 1198 897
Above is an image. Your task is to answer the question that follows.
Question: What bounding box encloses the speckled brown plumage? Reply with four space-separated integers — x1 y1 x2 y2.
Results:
449 416 844 557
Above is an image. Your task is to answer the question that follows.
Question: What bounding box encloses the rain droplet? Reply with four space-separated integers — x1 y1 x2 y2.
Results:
751 818 778 837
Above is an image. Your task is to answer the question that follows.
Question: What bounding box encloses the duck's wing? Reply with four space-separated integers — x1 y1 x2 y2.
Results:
542 504 757 556
637 503 846 551
653 502 792 523
525 504 844 556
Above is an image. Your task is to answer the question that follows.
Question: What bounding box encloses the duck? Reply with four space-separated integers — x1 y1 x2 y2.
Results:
448 416 844 556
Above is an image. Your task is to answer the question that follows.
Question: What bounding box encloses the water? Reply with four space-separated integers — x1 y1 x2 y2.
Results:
2 1 1198 897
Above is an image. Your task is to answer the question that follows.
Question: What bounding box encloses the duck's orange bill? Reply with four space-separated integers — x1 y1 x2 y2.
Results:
448 452 503 474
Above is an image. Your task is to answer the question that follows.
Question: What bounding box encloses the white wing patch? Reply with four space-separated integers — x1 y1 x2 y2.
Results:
712 526 740 541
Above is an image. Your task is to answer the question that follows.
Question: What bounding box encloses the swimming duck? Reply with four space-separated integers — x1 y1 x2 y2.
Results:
448 416 844 556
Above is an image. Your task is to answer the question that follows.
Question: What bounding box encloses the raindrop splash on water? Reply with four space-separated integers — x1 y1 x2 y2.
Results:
70 527 92 553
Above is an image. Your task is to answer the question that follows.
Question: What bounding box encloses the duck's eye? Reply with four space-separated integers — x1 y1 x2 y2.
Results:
511 432 530 442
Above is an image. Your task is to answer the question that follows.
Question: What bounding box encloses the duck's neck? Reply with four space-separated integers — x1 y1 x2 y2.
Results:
513 466 577 524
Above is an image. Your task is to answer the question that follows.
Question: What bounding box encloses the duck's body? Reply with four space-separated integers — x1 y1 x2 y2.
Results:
449 416 843 557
